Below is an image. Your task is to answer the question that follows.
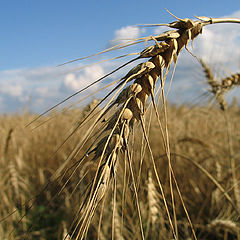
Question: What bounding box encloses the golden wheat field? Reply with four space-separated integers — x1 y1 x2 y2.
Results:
0 14 240 240
0 104 240 239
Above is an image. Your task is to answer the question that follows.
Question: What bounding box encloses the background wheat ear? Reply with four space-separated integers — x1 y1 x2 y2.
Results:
199 58 240 110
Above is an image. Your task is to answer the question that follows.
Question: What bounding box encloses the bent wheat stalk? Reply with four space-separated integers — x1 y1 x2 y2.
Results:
67 15 240 240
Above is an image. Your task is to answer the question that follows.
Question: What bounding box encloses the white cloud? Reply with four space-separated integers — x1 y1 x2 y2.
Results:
35 87 55 98
64 73 80 90
0 66 64 113
153 26 170 35
191 10 240 73
110 25 145 45
0 83 23 97
64 65 105 91
0 63 110 113
223 9 240 18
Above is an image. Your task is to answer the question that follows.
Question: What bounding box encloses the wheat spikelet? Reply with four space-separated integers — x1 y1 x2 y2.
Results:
211 161 222 208
8 160 20 198
3 128 13 158
199 58 217 89
82 99 99 118
147 170 159 227
206 219 239 235
216 73 240 110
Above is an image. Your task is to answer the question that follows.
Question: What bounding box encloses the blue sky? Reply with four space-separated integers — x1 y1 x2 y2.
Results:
0 1 240 113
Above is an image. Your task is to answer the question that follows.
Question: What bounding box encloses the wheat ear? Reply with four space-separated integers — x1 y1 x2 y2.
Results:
199 58 240 110
74 16 207 240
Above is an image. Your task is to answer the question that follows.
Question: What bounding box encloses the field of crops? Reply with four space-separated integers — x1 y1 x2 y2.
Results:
0 102 239 239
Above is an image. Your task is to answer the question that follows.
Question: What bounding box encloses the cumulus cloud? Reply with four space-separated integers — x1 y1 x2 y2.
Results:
64 65 104 91
0 83 23 97
193 27 240 72
110 25 145 45
153 26 170 35
0 67 62 113
0 63 110 113
188 10 240 73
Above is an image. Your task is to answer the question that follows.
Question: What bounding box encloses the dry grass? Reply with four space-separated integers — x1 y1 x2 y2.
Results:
0 103 240 239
